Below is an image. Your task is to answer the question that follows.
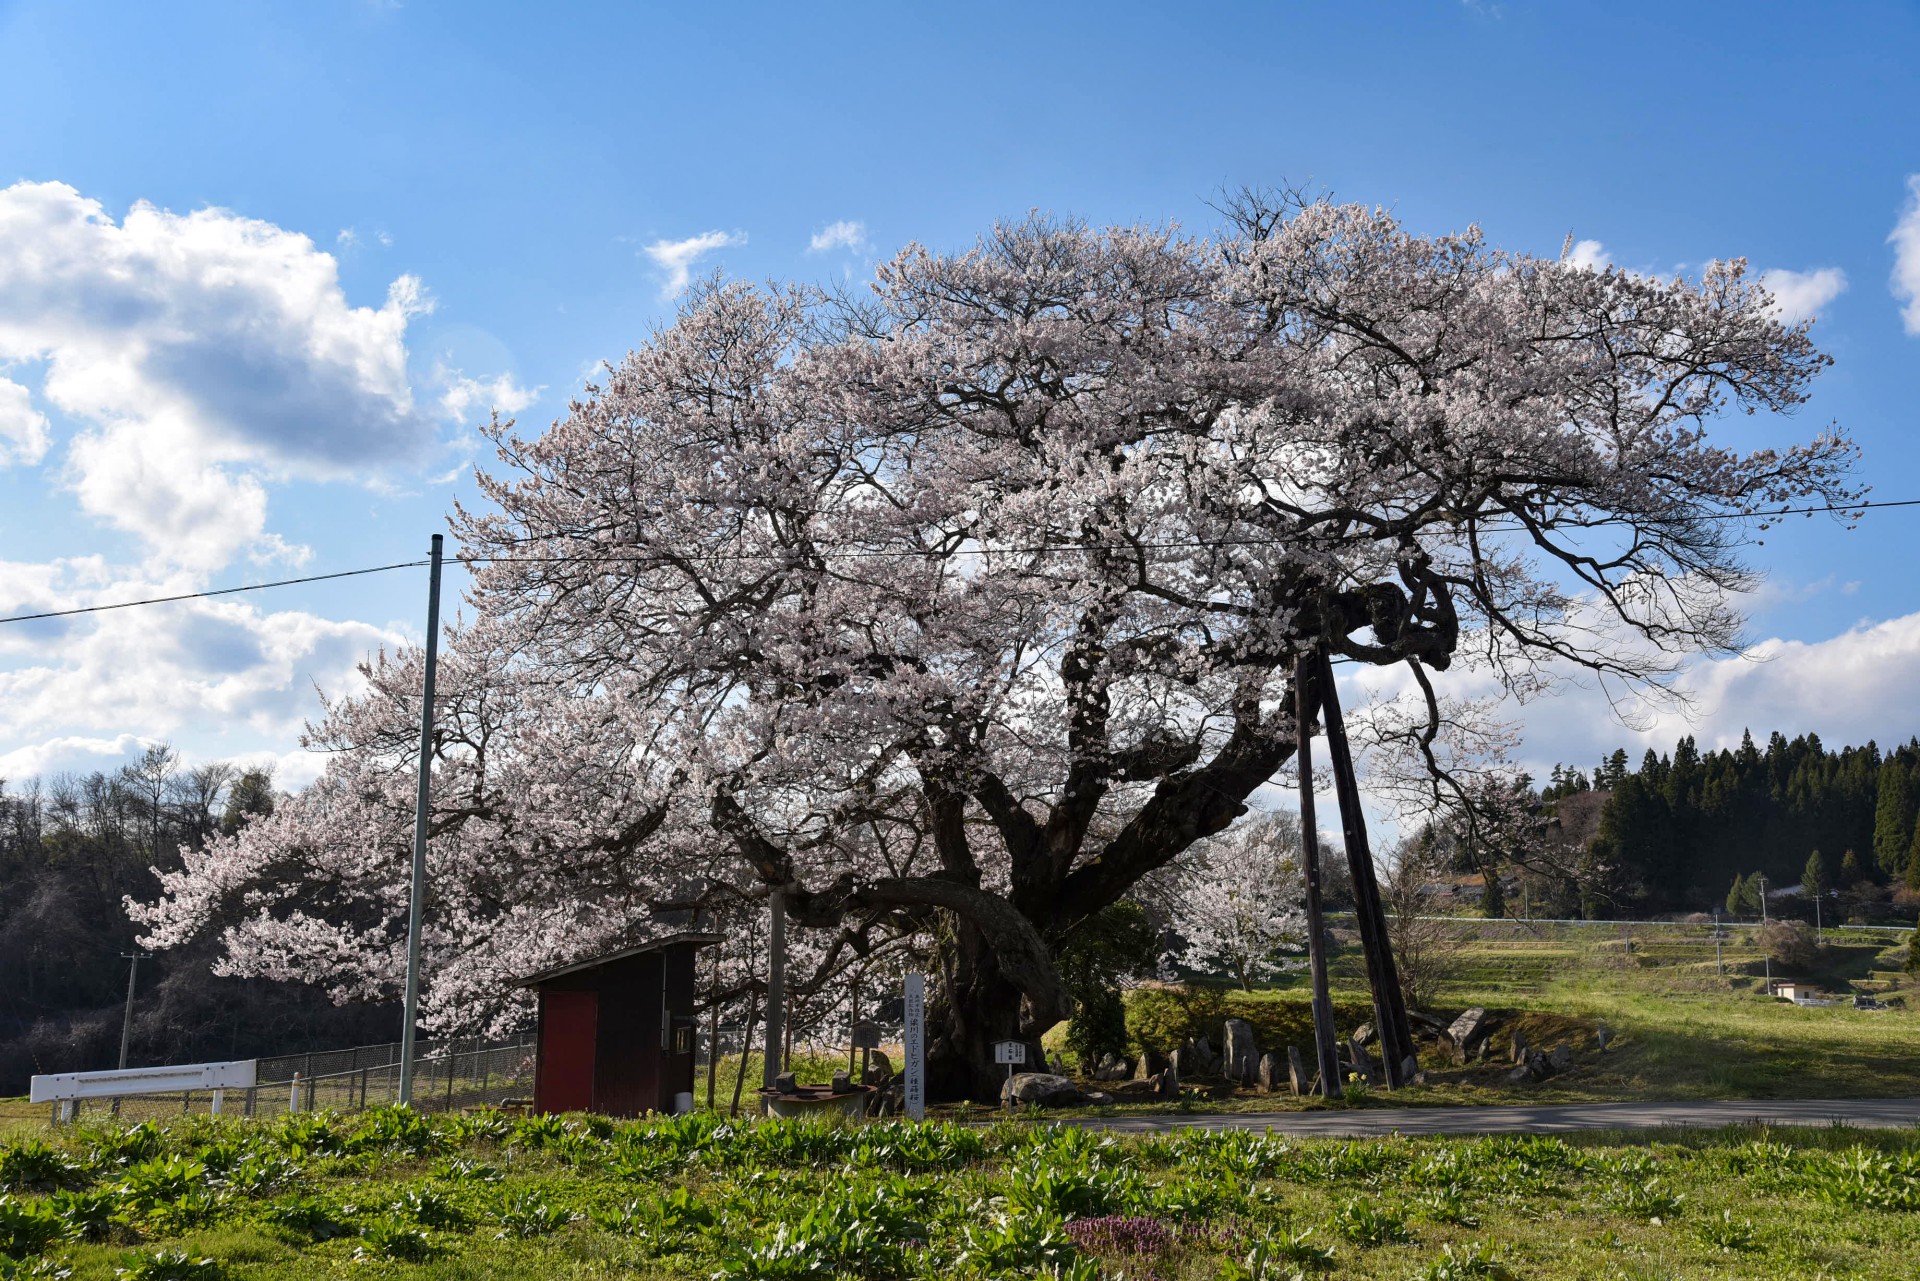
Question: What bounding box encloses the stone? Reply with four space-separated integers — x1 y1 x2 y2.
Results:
1222 1019 1260 1084
1257 1051 1284 1092
1595 1024 1612 1053
1347 1033 1378 1085
1446 1008 1491 1065
1286 1044 1308 1097
1406 1008 1449 1036
1400 1055 1425 1086
1509 1027 1529 1064
1084 1090 1114 1106
830 1071 852 1094
863 1051 894 1087
1352 1021 1375 1045
1095 1058 1132 1082
773 1071 797 1094
1506 1049 1551 1085
1548 1044 1573 1073
1000 1072 1092 1109
1133 1048 1168 1080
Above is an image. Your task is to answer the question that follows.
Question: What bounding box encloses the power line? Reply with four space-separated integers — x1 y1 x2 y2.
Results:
0 561 428 626
1 495 1912 627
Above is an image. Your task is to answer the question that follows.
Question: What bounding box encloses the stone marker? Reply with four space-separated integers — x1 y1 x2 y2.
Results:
1446 1008 1491 1065
1222 1019 1259 1084
1352 1021 1375 1045
1548 1044 1573 1073
773 1071 797 1094
1286 1044 1308 1096
1595 1024 1612 1053
1510 1027 1529 1064
1133 1048 1168 1080
830 1071 852 1094
1257 1051 1284 1093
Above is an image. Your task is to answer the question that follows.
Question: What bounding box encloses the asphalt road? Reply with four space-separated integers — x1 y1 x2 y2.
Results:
1064 1097 1920 1137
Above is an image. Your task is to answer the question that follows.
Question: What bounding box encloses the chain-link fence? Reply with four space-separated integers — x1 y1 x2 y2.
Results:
50 1035 536 1126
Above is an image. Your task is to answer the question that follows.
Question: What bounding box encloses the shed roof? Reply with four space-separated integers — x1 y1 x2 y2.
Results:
513 931 723 987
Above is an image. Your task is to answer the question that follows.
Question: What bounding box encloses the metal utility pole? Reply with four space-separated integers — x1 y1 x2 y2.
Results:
1759 874 1771 993
1714 912 1725 976
117 951 151 1069
398 534 445 1107
1294 658 1342 1098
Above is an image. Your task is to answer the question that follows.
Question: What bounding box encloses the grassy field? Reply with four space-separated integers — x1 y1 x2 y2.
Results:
2 1106 1920 1279
1030 923 1920 1114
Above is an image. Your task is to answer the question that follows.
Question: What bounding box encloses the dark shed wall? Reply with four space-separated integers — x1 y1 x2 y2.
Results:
661 942 699 1108
592 952 662 1118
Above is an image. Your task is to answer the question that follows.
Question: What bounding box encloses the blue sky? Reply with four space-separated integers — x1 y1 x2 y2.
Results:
1 0 1918 790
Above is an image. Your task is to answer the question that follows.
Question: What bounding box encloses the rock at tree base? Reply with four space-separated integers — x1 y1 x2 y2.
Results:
1400 1055 1425 1086
1000 1072 1091 1108
1446 1008 1491 1064
1286 1045 1308 1096
1222 1019 1259 1084
1257 1051 1284 1092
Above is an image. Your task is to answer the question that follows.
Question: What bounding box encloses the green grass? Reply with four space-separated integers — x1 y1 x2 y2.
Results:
4 1108 1920 1278
1051 926 1920 1114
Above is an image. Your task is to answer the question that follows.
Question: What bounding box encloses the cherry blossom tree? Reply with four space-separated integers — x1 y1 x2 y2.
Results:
135 191 1856 1098
1156 809 1307 990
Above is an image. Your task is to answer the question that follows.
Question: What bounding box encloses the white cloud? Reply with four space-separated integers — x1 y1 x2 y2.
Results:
1890 175 1920 336
0 565 402 785
439 369 539 422
0 377 50 465
0 181 452 567
642 230 745 299
1564 238 1608 271
807 220 867 254
1341 609 1920 802
1758 266 1847 324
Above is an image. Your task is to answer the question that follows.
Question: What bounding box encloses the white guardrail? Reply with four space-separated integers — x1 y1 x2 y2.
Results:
31 1060 257 1121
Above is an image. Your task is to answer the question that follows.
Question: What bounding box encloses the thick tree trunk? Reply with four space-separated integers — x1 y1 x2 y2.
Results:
925 920 1047 1102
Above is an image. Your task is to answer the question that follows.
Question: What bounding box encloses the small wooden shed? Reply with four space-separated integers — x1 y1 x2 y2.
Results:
515 931 720 1117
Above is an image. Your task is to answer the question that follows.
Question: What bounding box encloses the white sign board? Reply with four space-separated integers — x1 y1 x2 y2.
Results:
32 1059 257 1104
902 972 926 1121
993 1040 1026 1065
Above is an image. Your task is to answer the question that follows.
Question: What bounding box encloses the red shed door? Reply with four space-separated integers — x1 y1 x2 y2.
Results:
537 990 597 1115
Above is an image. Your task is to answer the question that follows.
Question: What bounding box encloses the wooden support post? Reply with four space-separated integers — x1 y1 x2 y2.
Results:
1315 648 1418 1088
730 987 761 1117
1295 657 1343 1098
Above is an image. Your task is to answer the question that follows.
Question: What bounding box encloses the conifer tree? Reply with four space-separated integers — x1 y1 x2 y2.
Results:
1726 873 1747 917
1801 848 1829 902
1873 763 1915 879
1840 847 1866 886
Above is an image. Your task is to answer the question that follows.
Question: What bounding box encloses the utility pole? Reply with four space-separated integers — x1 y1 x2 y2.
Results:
398 534 445 1107
1713 912 1724 977
1759 873 1771 993
117 951 151 1070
